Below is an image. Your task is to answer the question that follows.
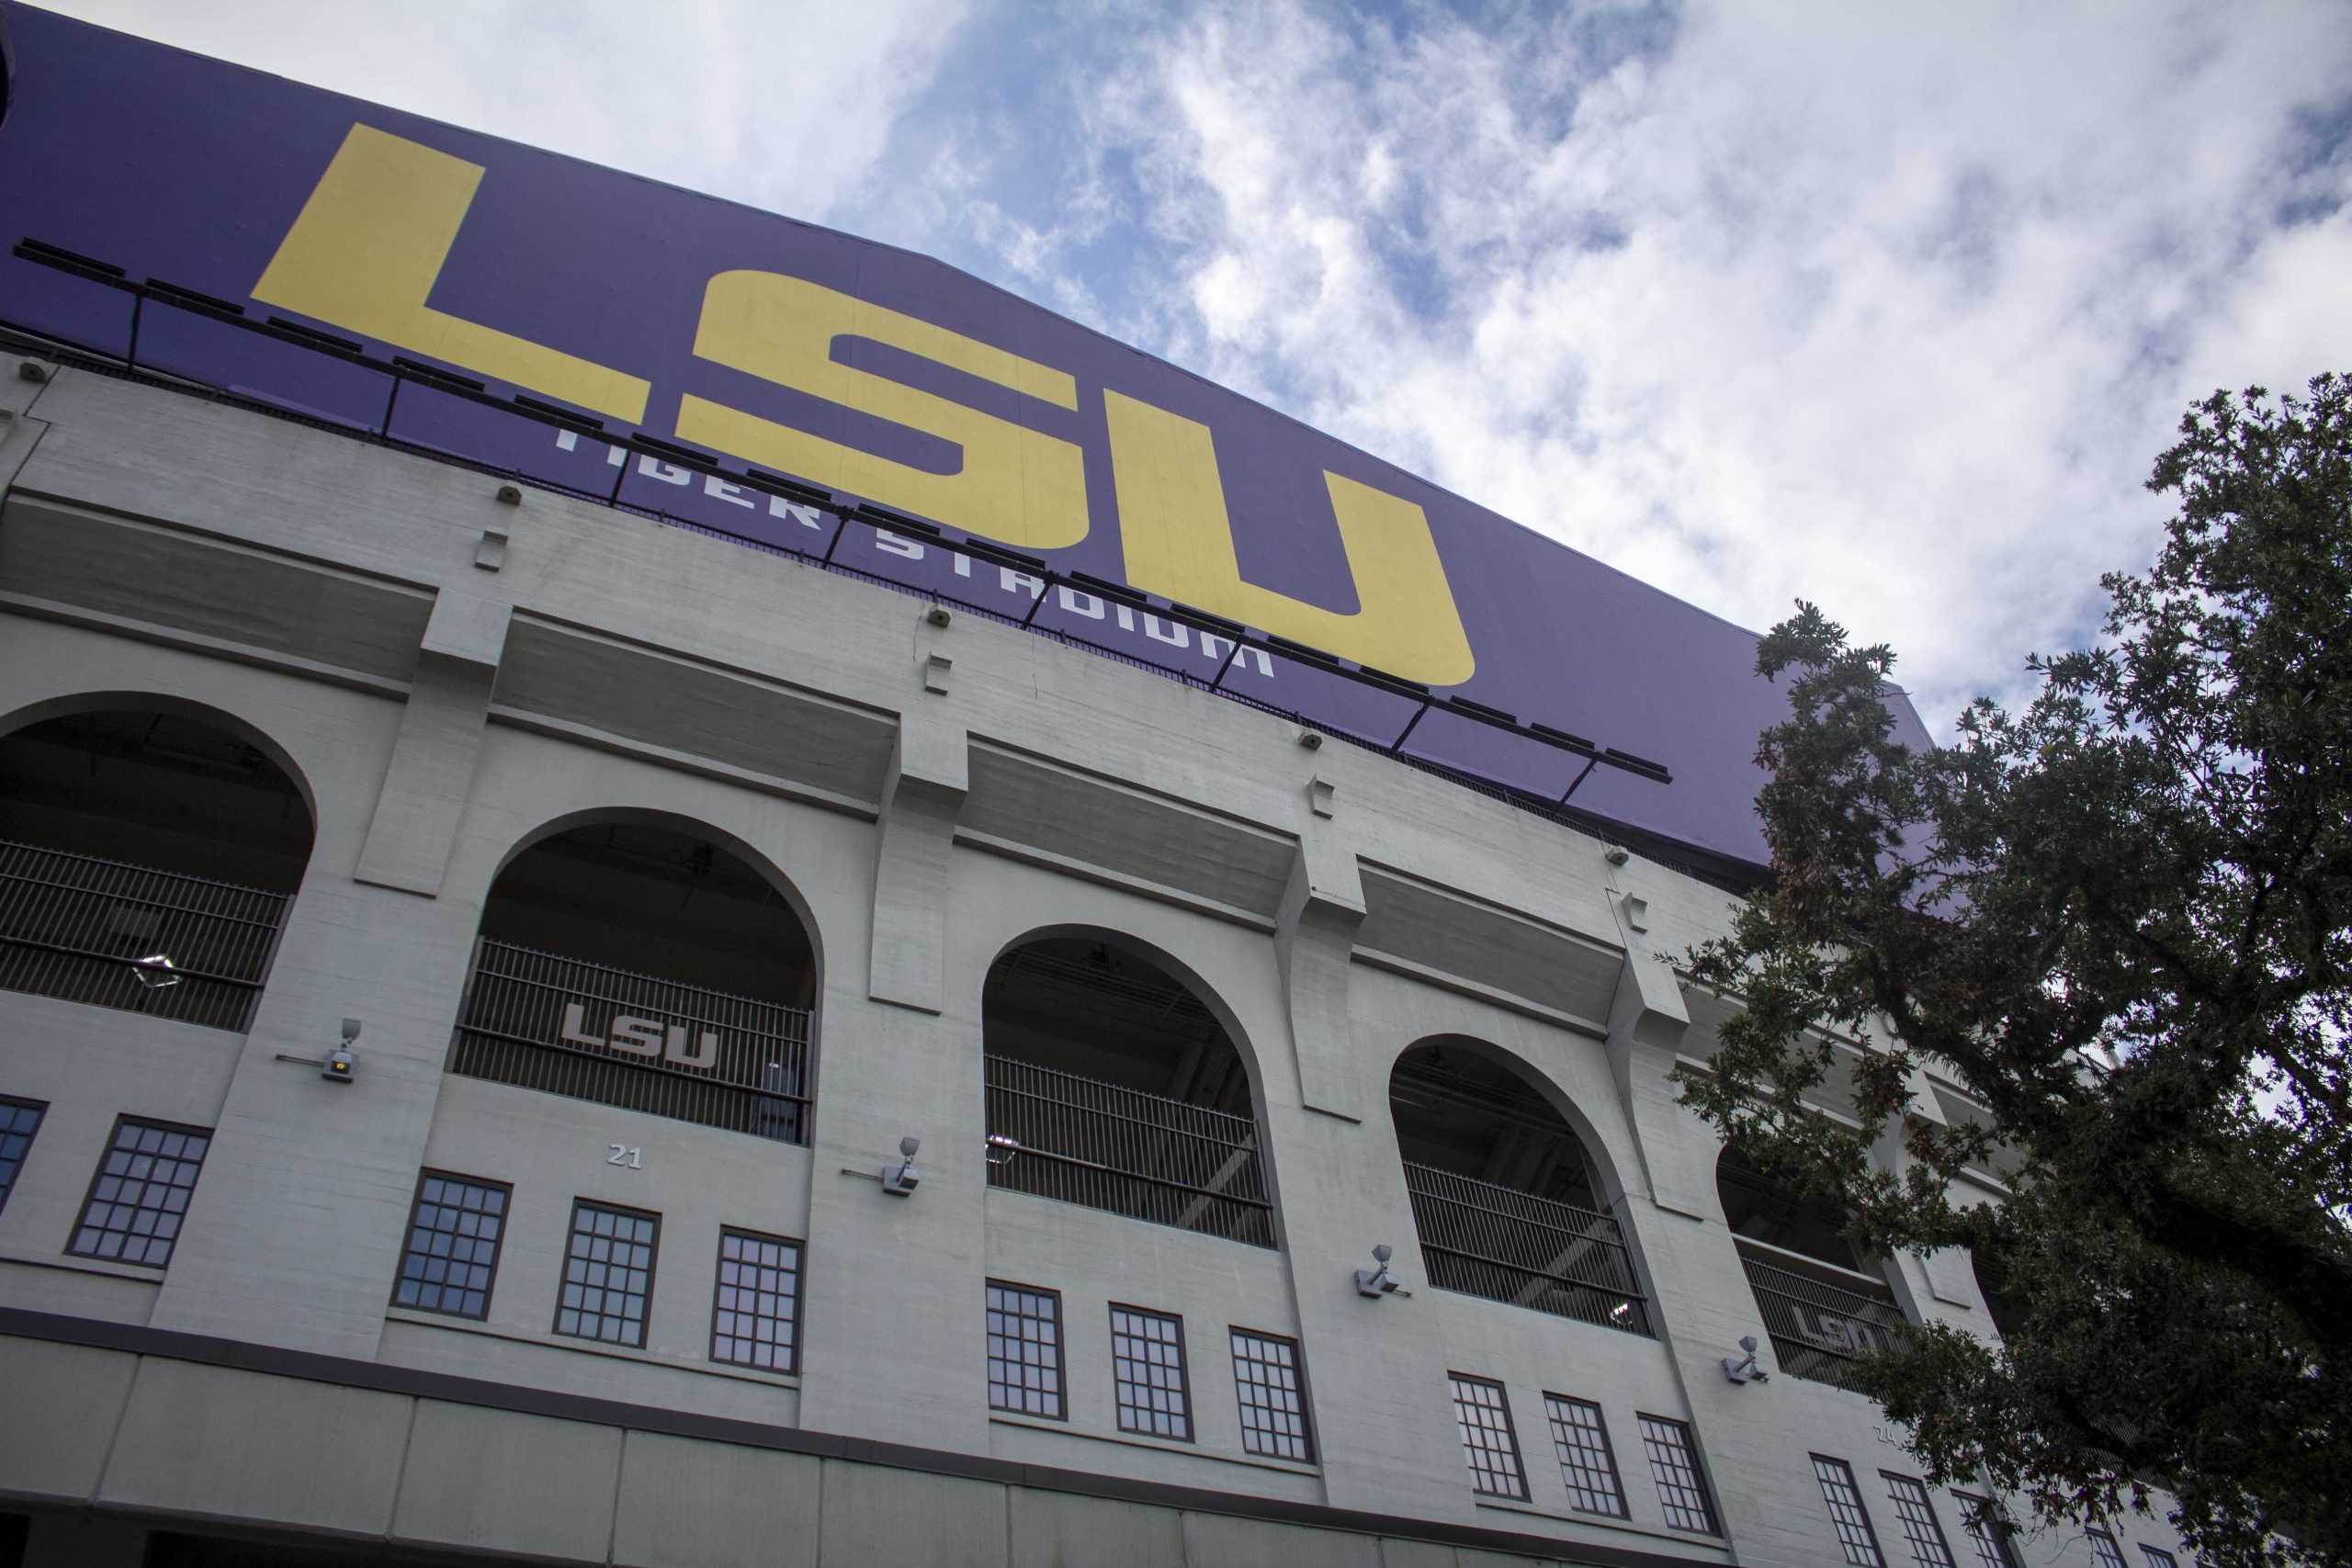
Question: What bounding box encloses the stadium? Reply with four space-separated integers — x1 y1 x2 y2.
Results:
0 7 2193 1566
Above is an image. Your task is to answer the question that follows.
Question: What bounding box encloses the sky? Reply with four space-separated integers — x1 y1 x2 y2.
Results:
38 0 2352 735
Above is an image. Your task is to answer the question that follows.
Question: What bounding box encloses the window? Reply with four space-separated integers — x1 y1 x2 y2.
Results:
1813 1455 1887 1567
1882 1473 1957 1568
2140 1549 2179 1568
1229 1327 1314 1462
1448 1374 1528 1499
1109 1304 1190 1440
1955 1494 2019 1568
0 1097 47 1215
711 1227 801 1372
68 1117 209 1267
555 1200 660 1348
2086 1533 2129 1568
1638 1414 1721 1535
392 1172 508 1319
1543 1394 1628 1517
986 1280 1064 1418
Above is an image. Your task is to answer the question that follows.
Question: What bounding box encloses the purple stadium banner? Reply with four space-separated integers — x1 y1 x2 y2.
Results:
0 5 1934 874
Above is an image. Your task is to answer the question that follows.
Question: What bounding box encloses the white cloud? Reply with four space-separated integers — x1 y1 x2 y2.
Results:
1061 1 2352 730
36 0 970 220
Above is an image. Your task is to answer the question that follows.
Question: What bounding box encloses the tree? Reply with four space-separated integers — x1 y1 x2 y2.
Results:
1677 375 2352 1567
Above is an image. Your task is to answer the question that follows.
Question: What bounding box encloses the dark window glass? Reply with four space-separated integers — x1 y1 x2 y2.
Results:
2086 1534 2129 1568
1543 1393 1628 1517
986 1280 1064 1419
1639 1414 1721 1534
68 1116 209 1268
711 1227 800 1373
2140 1549 2179 1568
1955 1494 2020 1568
1883 1473 1957 1568
392 1172 508 1319
0 1097 47 1215
1109 1305 1190 1440
1813 1455 1887 1566
555 1200 660 1348
1230 1327 1314 1462
1449 1374 1528 1499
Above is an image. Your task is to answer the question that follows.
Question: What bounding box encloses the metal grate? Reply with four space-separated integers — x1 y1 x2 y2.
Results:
555 1201 660 1348
1883 1473 1957 1567
1955 1495 2020 1568
1230 1327 1315 1462
449 939 813 1145
1640 1415 1721 1535
1402 1161 1650 1334
1544 1393 1629 1517
0 839 289 1032
986 1280 1064 1419
1738 1245 1908 1389
68 1117 210 1268
392 1172 509 1320
983 1055 1274 1247
1110 1304 1192 1440
0 1097 46 1216
1449 1373 1528 1500
711 1227 801 1373
1813 1455 1887 1566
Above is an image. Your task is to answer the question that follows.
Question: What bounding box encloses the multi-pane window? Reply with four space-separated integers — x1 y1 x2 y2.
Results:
1229 1327 1314 1462
1639 1414 1721 1535
1449 1374 1528 1500
1814 1455 1888 1567
68 1117 209 1267
0 1097 46 1215
555 1201 659 1348
2086 1533 2129 1568
1883 1473 1957 1568
1955 1494 2020 1568
1109 1305 1191 1440
1543 1394 1628 1517
711 1228 800 1373
2139 1549 2178 1568
392 1172 508 1319
986 1280 1064 1418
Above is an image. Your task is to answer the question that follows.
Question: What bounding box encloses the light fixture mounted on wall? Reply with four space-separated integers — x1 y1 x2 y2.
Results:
1354 1243 1407 1299
1722 1335 1770 1384
985 1134 1021 1168
881 1135 922 1196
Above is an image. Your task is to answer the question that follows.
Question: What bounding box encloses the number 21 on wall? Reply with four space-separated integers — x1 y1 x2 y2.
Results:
607 1145 642 1169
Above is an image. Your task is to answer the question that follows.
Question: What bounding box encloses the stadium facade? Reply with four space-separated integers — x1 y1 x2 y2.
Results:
0 8 2196 1567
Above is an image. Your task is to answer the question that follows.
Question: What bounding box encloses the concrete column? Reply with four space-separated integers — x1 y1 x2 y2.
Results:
1275 784 1365 1122
353 587 511 897
866 712 968 1013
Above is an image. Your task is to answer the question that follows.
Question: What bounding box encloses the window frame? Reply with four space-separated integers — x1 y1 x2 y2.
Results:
1227 1325 1317 1464
1447 1371 1530 1501
1542 1392 1630 1519
0 1095 50 1217
1881 1471 1958 1568
708 1224 804 1375
1812 1454 1889 1567
1953 1492 2020 1568
2085 1531 2130 1568
389 1168 512 1321
1637 1412 1723 1536
985 1278 1068 1421
1107 1301 1193 1442
552 1196 663 1349
66 1113 213 1269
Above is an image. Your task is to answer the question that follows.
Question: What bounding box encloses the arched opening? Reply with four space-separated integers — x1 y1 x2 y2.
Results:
1716 1145 1907 1389
1388 1039 1649 1335
449 818 818 1144
981 934 1273 1247
0 705 314 1031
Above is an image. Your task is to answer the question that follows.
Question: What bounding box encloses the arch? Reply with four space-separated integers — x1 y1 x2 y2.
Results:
1387 1035 1649 1334
1713 1142 1909 1389
980 925 1275 1247
447 808 822 1145
1713 1143 1866 1273
0 694 318 1032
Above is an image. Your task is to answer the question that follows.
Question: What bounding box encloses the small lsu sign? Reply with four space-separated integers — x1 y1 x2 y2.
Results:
0 6 1934 875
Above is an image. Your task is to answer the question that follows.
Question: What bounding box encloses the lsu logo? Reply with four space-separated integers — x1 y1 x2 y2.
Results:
254 125 1476 686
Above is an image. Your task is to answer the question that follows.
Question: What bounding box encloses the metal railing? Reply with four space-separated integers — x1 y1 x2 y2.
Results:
983 1055 1276 1248
1402 1161 1653 1335
1737 1245 1909 1390
0 838 289 1032
448 939 813 1145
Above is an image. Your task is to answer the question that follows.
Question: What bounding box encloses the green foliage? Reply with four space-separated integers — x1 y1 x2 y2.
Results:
1677 376 2352 1567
